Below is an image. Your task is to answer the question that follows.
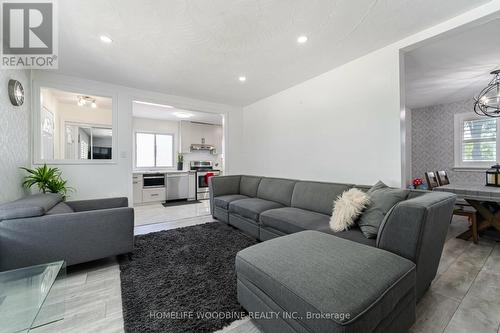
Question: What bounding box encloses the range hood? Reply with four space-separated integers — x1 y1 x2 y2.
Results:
190 144 216 154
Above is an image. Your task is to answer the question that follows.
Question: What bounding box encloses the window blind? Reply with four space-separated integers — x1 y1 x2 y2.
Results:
462 118 496 162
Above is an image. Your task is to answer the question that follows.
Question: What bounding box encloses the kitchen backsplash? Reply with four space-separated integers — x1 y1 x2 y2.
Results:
183 151 223 170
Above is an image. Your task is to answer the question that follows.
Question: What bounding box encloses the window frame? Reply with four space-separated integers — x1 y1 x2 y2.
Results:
134 131 175 169
454 112 499 169
33 81 117 165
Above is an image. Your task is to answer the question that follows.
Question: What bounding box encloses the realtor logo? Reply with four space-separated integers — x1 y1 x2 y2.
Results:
1 0 58 68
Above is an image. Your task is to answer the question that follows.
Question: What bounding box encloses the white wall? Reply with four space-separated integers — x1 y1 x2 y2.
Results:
241 1 500 187
31 71 243 202
0 70 31 203
242 47 402 186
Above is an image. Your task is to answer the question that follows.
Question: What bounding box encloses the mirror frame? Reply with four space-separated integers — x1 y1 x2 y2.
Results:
33 81 118 165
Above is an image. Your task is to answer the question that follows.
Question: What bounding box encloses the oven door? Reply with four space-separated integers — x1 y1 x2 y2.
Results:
196 171 220 199
197 172 209 192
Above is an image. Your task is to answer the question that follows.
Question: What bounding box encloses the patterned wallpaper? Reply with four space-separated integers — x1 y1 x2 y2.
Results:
411 99 484 185
0 70 30 204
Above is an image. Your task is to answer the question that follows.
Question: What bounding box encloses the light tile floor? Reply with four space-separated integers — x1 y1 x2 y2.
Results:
134 200 210 226
31 213 500 333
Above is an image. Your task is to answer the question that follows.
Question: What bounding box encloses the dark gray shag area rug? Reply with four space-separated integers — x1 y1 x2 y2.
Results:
119 222 258 333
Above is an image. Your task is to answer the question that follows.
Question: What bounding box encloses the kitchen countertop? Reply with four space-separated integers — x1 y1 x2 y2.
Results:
133 170 195 174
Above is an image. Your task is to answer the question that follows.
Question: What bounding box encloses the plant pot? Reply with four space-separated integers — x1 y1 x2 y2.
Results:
177 162 183 171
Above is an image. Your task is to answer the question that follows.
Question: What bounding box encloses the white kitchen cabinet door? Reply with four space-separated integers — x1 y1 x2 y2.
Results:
180 121 192 153
214 125 223 154
191 122 207 144
142 188 166 203
188 173 196 200
132 175 143 204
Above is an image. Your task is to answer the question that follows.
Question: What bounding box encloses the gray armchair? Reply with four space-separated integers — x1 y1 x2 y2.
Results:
0 194 134 271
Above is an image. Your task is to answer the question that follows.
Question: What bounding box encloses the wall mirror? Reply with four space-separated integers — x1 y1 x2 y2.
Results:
39 87 113 162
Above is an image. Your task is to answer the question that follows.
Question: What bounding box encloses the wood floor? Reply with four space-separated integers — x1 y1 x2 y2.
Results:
31 210 500 333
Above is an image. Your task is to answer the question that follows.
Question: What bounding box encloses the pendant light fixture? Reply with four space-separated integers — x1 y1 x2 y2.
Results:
474 69 500 117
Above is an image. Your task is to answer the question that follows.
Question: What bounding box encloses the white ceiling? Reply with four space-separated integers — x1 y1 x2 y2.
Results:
55 0 491 106
132 101 223 124
405 17 500 109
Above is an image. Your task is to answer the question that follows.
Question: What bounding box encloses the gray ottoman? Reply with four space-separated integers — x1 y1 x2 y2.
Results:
236 231 416 333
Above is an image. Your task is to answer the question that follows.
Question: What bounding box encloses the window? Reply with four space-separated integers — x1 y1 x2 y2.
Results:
454 113 499 168
136 132 174 168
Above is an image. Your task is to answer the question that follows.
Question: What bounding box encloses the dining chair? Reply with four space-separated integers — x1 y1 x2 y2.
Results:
424 171 439 190
433 170 478 243
436 170 450 186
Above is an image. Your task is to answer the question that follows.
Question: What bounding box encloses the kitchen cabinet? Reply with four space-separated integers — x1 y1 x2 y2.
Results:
214 125 223 154
142 187 166 203
188 172 196 200
132 174 143 204
180 121 192 153
180 121 222 154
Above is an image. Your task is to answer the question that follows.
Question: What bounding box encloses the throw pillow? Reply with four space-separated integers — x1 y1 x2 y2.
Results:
330 188 371 232
357 181 408 239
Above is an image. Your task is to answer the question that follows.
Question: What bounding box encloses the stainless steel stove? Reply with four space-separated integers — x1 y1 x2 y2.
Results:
190 161 220 200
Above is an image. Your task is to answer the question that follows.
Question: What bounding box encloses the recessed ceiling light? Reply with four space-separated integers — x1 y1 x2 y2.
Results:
297 35 308 44
100 35 113 43
134 101 173 108
174 112 193 119
238 76 246 82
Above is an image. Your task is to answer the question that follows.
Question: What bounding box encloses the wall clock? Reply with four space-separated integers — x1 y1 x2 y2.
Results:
8 79 24 106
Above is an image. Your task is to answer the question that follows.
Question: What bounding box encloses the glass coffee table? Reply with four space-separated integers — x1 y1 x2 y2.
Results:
0 261 66 333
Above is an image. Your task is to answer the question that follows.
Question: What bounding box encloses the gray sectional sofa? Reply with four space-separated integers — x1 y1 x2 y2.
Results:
0 193 134 271
210 175 456 332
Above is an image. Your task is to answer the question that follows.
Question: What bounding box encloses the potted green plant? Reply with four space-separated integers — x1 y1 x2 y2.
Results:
20 164 74 199
177 153 184 171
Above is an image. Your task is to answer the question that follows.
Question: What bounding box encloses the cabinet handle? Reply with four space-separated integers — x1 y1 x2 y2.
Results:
151 194 159 197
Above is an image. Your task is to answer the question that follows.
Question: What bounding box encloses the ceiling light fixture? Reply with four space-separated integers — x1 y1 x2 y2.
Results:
174 112 193 119
474 69 500 117
297 35 308 44
100 35 113 43
134 100 174 108
238 76 246 82
77 95 97 108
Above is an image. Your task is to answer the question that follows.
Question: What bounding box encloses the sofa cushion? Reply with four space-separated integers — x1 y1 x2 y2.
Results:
229 198 283 221
319 226 376 247
214 194 249 210
45 202 75 215
260 207 376 247
240 176 261 197
292 181 353 215
257 178 296 206
0 193 63 220
358 181 409 239
236 231 416 333
260 207 330 234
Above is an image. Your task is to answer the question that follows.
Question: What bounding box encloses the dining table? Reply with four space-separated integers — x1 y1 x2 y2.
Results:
434 182 500 241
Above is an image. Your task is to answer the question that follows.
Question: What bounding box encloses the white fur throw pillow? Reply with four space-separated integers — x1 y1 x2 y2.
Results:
330 188 370 232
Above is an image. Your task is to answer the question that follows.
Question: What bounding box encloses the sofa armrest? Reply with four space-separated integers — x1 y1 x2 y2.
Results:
209 175 241 215
66 197 129 212
0 207 134 270
376 191 456 300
